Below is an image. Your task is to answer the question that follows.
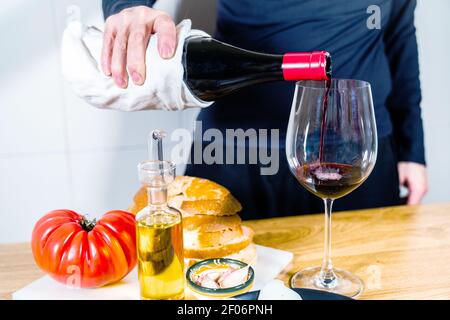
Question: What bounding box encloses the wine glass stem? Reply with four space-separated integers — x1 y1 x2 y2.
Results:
319 198 337 287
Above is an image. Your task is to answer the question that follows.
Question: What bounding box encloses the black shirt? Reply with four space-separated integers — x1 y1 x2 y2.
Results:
103 0 425 164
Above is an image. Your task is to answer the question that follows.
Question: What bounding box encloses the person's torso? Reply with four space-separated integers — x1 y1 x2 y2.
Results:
198 0 394 138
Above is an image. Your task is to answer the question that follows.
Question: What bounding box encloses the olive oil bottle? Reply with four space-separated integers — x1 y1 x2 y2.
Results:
136 160 184 300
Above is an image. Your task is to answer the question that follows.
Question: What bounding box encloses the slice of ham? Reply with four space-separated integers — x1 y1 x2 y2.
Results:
194 265 250 289
218 266 249 288
197 273 220 289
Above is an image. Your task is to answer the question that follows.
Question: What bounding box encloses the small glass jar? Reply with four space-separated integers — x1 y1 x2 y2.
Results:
186 258 255 300
135 160 185 300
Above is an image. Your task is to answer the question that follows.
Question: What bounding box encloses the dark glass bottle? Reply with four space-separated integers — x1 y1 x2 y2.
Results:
183 36 331 101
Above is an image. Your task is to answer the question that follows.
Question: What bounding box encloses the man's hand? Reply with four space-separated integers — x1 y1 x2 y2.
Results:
398 162 428 205
101 6 176 88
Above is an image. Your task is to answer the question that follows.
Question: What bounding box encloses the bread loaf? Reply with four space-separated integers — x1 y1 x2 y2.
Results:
129 176 256 266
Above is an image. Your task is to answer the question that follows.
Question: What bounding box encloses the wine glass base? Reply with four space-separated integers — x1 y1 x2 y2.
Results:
290 266 363 298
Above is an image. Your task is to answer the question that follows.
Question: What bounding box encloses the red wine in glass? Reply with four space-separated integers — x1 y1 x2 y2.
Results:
296 163 364 200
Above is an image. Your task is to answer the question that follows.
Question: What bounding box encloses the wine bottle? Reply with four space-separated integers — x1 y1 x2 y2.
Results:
182 36 332 101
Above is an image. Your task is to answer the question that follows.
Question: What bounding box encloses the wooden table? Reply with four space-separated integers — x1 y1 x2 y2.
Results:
1 203 450 300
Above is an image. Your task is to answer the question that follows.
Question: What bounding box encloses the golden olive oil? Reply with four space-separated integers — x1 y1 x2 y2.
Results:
136 211 184 300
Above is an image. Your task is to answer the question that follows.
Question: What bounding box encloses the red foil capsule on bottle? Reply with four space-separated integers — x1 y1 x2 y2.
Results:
282 51 331 81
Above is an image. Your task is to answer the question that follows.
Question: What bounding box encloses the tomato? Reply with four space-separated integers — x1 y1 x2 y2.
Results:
31 209 136 288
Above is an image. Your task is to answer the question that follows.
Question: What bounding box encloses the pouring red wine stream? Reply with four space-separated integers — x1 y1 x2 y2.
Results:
319 79 332 164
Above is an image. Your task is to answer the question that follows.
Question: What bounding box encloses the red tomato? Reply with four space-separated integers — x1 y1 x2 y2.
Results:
31 209 136 288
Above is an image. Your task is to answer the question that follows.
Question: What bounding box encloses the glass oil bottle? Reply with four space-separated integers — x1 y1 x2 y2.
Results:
136 160 184 300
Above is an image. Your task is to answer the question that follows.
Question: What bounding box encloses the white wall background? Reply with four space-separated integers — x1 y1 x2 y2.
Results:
0 0 448 243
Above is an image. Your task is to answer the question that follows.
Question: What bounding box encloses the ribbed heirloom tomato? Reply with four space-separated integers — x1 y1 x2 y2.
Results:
32 209 136 288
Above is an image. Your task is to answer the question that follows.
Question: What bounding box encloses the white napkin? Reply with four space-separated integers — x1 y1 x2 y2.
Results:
258 280 302 300
61 18 213 111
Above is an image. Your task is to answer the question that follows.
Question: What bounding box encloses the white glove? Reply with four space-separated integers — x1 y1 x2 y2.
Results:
61 18 213 111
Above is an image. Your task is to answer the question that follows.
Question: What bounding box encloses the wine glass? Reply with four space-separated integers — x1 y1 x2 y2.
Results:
285 79 377 298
